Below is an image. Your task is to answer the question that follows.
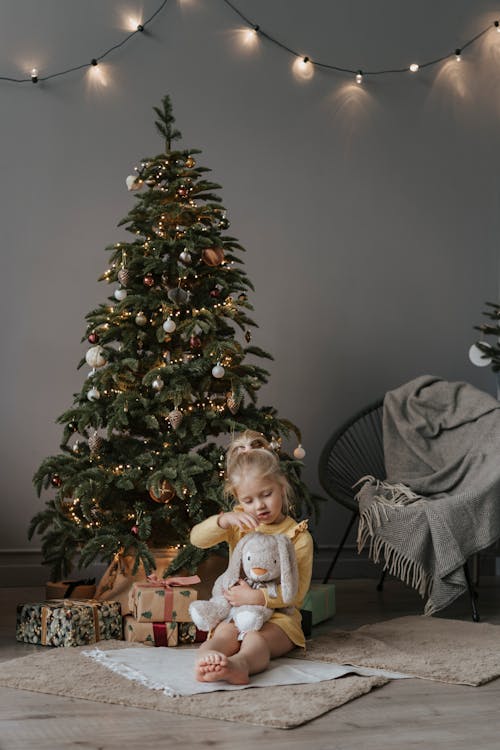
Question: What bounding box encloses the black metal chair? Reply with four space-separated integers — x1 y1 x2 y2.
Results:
318 398 480 621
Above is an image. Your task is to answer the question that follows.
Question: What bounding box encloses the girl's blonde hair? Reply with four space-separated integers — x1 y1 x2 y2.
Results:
225 430 293 514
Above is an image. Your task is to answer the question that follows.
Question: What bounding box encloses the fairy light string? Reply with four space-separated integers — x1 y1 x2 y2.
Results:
0 0 498 87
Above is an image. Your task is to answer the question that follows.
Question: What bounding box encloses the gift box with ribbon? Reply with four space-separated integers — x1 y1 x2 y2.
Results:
16 599 122 647
123 615 207 646
128 575 200 623
301 583 336 626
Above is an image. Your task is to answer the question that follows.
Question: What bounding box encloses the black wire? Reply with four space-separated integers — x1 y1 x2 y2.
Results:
0 0 497 85
0 0 169 84
221 0 498 78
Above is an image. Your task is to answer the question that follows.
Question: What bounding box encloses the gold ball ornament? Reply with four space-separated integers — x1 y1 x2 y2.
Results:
149 480 176 503
185 157 196 168
293 444 306 460
168 408 183 430
202 247 225 267
135 311 148 327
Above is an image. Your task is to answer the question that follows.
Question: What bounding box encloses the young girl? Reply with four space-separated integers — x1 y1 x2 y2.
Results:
190 430 313 685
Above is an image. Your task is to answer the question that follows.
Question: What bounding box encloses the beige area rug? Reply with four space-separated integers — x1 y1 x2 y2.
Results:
0 640 387 730
297 616 500 686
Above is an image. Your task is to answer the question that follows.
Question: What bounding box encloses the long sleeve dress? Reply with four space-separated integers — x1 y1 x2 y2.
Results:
190 511 313 648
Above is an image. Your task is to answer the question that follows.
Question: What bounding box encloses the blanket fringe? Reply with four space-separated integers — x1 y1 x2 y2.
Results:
357 496 433 601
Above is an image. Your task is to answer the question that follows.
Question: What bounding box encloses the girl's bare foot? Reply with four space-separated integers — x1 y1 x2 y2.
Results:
195 651 249 684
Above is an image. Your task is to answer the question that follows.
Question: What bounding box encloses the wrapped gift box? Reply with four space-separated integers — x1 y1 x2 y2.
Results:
124 615 207 646
128 575 200 623
45 579 96 600
16 599 122 647
301 584 336 626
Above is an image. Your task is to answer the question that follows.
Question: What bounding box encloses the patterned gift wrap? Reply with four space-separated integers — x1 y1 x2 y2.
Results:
301 584 336 626
123 615 207 646
16 599 122 647
128 575 200 623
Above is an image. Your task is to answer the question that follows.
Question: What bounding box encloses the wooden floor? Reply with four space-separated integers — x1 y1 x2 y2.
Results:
1 577 500 749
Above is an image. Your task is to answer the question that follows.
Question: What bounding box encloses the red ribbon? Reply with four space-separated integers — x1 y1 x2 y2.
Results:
144 574 200 620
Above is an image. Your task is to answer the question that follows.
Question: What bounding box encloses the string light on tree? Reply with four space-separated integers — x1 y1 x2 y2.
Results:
355 70 363 84
409 63 419 72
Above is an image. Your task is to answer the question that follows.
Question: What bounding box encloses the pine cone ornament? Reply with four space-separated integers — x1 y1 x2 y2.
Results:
117 268 131 287
202 247 224 267
168 408 183 430
88 432 104 455
227 391 241 414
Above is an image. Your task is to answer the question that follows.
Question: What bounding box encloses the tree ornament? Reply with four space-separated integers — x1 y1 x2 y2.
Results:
163 350 172 364
131 525 139 535
227 391 241 414
202 247 225 267
245 330 252 343
87 387 101 401
210 287 221 298
135 311 148 327
72 440 80 453
293 444 306 460
162 316 177 333
126 174 142 191
88 332 99 344
85 345 107 368
152 376 164 391
143 273 155 288
185 156 196 168
177 186 189 198
114 288 127 301
51 474 62 488
468 342 492 367
168 408 183 430
190 335 202 350
168 287 188 306
117 268 131 287
179 249 192 264
149 480 176 503
88 432 104 455
145 178 156 187
212 363 225 379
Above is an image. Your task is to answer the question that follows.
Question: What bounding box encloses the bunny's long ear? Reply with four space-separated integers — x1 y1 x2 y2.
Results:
220 534 250 589
276 534 299 604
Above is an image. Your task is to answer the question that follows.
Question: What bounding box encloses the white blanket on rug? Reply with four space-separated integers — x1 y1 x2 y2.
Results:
84 647 410 696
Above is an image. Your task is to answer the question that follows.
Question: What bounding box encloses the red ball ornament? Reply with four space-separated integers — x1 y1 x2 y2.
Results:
177 187 189 198
190 335 202 350
143 273 155 288
210 288 221 298
51 475 62 488
88 332 99 344
131 525 139 535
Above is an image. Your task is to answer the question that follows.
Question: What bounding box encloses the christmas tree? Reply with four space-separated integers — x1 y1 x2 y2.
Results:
31 96 317 580
474 302 500 371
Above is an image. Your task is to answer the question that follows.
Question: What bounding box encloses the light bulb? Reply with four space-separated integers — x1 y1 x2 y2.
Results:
355 71 363 84
496 20 500 32
409 63 419 72
455 48 461 62
31 68 38 83
293 55 314 80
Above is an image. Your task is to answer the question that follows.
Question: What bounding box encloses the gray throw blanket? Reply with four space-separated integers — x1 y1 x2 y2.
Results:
356 375 500 615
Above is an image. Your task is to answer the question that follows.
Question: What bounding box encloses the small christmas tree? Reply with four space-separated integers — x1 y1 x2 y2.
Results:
31 96 317 579
474 302 500 371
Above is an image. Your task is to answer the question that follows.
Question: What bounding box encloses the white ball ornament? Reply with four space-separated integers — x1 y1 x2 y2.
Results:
135 312 147 326
212 363 225 379
293 444 306 460
162 316 177 333
114 288 127 301
85 346 107 369
152 377 164 391
126 174 142 191
468 342 492 367
87 387 101 401
179 249 192 264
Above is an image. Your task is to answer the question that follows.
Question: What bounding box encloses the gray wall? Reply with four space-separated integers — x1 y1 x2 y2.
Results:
1 0 498 582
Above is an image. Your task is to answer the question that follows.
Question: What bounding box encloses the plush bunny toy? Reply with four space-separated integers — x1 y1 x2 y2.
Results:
189 532 299 639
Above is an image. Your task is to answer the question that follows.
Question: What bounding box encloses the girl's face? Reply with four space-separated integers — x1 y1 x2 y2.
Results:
236 473 285 525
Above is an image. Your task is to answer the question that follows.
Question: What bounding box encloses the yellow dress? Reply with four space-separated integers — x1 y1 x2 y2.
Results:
190 512 313 648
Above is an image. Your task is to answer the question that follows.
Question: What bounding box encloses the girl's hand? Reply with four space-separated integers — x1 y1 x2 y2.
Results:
218 511 259 531
223 580 266 606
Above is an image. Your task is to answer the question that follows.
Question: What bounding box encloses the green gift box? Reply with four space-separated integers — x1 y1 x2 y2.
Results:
301 584 335 626
16 599 122 647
